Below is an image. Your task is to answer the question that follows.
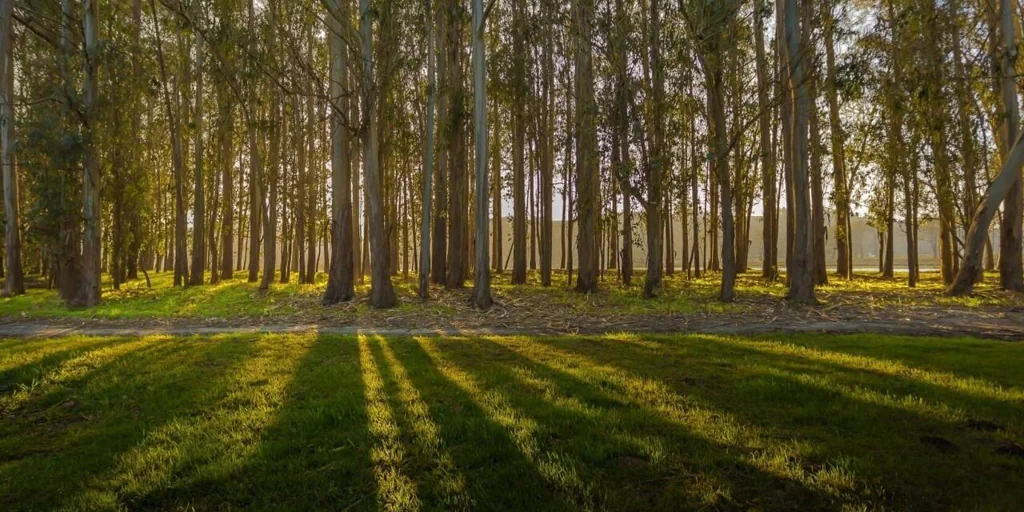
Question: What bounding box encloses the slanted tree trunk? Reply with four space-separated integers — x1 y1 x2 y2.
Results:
950 0 1024 295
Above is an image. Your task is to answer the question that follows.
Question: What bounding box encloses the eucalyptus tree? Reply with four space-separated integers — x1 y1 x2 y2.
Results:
418 0 436 300
824 0 852 280
754 0 776 281
949 0 1024 295
0 0 23 296
469 0 495 309
189 1 206 286
361 0 397 308
324 0 356 304
574 0 599 293
511 0 527 285
782 0 815 303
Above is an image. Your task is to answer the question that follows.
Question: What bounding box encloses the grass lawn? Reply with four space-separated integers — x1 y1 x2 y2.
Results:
1 332 1022 511
0 270 1020 324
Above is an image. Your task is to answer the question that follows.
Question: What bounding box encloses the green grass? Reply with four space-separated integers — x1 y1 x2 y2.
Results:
1 269 1020 323
1 332 1022 510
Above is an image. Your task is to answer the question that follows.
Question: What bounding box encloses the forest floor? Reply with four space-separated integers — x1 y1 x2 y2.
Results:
1 331 1022 510
1 269 1023 339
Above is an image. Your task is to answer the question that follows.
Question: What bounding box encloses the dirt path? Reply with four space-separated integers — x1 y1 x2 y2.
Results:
1 312 1021 340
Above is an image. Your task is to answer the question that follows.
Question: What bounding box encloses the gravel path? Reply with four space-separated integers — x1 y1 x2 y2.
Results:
0 315 1021 340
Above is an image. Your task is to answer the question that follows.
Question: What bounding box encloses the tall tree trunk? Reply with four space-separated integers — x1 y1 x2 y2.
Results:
511 0 527 285
614 0 632 286
809 82 828 286
904 144 919 288
643 0 665 298
824 0 851 279
707 46 735 302
0 0 22 296
362 0 397 308
446 3 466 289
190 27 206 286
73 0 102 307
540 3 554 286
783 0 815 303
220 89 235 279
574 0 599 293
419 0 437 299
805 0 827 287
492 95 503 273
431 1 448 286
689 107 701 279
754 1 775 281
996 0 1024 290
305 96 317 283
247 0 262 283
470 0 493 308
259 0 280 292
324 0 355 304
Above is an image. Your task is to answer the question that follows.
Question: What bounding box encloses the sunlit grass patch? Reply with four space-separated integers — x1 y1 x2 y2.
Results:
4 268 1019 325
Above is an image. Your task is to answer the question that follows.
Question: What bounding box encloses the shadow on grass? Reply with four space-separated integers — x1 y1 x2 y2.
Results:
0 337 127 394
457 335 849 511
125 333 376 511
608 333 1024 427
0 335 262 510
393 335 579 511
538 334 1024 510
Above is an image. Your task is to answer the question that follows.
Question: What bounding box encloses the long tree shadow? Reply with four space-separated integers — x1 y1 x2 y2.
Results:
128 332 376 511
1 336 173 417
396 335 581 512
459 335 851 511
604 333 1024 429
368 335 473 510
0 334 261 511
0 336 127 394
537 334 1024 510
